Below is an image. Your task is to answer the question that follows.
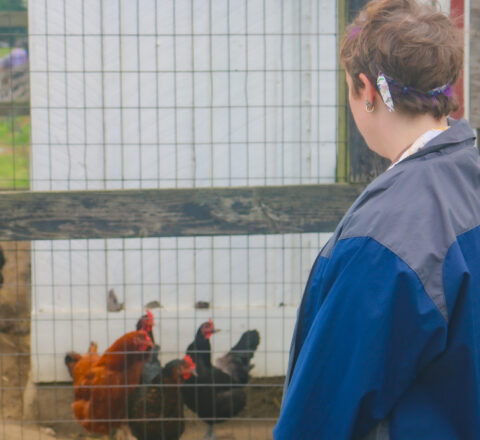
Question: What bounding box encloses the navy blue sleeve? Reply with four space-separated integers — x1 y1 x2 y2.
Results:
274 237 447 440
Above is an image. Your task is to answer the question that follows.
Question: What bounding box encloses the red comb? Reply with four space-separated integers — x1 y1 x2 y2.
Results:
208 318 213 326
184 354 195 367
146 309 153 321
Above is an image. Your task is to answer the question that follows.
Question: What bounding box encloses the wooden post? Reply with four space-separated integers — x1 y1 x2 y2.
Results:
340 0 391 183
336 0 350 183
470 0 480 127
451 0 466 120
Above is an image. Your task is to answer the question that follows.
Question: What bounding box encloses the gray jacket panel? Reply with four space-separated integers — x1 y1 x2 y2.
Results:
328 119 478 320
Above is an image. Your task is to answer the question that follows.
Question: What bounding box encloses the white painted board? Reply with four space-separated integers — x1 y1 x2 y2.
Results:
29 0 337 382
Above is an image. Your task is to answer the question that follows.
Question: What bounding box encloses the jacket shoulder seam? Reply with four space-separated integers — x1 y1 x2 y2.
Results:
337 234 447 321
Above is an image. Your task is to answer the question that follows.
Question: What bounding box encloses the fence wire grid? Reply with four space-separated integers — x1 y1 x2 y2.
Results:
0 1 343 439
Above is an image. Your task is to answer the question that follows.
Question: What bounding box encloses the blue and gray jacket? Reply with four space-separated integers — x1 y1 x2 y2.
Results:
274 119 480 439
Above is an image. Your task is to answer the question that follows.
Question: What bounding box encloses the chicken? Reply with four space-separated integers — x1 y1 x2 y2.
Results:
214 330 261 384
65 311 155 383
185 319 220 368
135 310 161 384
65 341 100 380
70 329 153 436
182 319 260 440
128 354 197 440
134 309 161 383
136 309 154 341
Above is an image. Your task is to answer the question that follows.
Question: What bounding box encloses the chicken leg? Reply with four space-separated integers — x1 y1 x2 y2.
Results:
202 425 218 440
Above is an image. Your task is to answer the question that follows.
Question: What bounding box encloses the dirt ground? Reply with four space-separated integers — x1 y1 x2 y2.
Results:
0 241 282 440
0 242 31 423
0 420 278 440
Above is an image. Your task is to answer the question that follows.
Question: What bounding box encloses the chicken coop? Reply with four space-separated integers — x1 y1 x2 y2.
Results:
0 0 469 439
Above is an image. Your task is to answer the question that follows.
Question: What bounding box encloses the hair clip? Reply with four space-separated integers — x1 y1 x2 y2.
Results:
348 26 361 40
376 73 395 112
375 72 453 111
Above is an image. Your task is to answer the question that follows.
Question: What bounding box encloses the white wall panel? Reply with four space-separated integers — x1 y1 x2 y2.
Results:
29 0 337 382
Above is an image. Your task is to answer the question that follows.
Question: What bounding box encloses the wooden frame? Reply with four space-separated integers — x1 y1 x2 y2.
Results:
470 0 480 127
0 3 371 243
336 0 350 183
336 0 389 184
0 184 364 241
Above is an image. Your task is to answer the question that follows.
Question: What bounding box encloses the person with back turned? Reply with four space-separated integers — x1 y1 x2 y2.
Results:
274 1 480 439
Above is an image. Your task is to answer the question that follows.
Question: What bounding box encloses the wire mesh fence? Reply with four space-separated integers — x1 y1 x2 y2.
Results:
0 7 29 191
0 0 343 439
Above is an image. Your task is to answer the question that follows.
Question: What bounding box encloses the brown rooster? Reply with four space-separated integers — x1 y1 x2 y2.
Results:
128 354 197 440
70 329 153 436
65 341 100 381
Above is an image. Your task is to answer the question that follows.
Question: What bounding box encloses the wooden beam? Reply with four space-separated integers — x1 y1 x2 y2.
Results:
0 11 27 28
0 102 29 117
0 184 365 241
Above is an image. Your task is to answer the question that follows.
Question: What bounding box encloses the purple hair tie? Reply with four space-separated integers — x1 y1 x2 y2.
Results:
349 26 361 40
376 72 453 111
428 83 453 98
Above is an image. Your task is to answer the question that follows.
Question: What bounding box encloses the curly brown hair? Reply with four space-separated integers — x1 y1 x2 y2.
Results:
340 0 463 118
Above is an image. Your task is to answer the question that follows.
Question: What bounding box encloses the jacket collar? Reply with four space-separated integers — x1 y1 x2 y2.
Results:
400 118 476 164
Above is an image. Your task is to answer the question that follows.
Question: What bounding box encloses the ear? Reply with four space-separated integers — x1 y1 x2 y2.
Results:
358 73 377 105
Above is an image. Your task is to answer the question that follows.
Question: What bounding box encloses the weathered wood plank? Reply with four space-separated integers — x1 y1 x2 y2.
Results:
0 11 28 28
0 185 365 241
470 2 480 128
0 102 29 116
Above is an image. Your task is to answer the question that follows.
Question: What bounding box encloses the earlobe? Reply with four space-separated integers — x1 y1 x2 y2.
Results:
358 73 377 106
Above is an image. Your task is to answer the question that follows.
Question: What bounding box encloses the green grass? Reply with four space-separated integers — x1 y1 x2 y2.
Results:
0 47 11 58
0 115 30 189
0 148 29 189
0 115 30 145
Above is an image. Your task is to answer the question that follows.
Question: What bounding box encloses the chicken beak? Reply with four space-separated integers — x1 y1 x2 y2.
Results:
212 328 221 333
191 368 198 377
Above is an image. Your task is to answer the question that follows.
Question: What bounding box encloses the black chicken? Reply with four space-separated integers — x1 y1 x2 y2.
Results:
136 309 155 342
128 355 196 440
136 310 161 384
182 319 260 440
